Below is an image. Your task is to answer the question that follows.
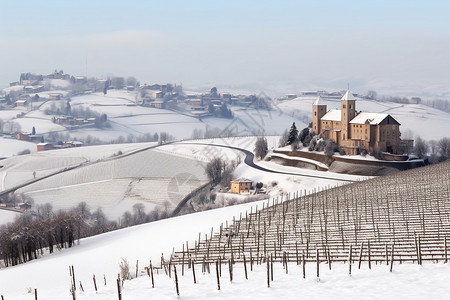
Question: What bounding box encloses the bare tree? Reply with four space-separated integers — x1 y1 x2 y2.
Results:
191 128 204 139
126 76 137 87
110 77 125 89
367 90 377 100
278 129 289 147
205 157 226 185
121 211 134 227
159 132 174 145
132 203 146 224
414 136 428 158
438 137 450 159
254 136 268 160
74 202 91 220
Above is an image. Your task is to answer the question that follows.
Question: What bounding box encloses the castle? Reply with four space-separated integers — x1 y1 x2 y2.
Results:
312 91 403 155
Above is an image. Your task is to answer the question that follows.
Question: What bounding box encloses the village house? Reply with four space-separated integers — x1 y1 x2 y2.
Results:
17 132 42 142
150 100 165 109
151 91 164 99
220 92 232 100
37 143 54 151
48 93 63 100
17 132 30 141
312 90 407 155
15 100 28 107
231 178 253 194
24 85 44 94
410 97 421 104
62 141 83 148
286 94 297 99
45 70 71 80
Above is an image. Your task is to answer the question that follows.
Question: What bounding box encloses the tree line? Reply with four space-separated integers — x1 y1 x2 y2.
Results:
0 201 173 268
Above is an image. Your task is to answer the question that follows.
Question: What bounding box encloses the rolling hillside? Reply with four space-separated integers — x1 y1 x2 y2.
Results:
0 161 448 299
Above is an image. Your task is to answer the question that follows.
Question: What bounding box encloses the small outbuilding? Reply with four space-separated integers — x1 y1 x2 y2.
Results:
37 143 54 151
231 178 253 194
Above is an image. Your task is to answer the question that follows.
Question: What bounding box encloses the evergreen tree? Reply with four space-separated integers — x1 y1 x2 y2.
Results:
208 103 215 114
103 81 109 95
31 126 36 135
220 103 233 118
287 122 299 145
66 101 71 115
210 87 218 97
299 127 310 144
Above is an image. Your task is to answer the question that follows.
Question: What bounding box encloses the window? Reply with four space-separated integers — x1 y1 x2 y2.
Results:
314 111 317 116
343 105 346 108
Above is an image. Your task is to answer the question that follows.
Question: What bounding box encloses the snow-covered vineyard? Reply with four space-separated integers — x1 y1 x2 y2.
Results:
0 161 449 299
170 160 450 267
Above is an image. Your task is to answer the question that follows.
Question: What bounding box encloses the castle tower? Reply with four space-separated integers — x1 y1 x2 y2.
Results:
340 90 356 140
312 96 327 135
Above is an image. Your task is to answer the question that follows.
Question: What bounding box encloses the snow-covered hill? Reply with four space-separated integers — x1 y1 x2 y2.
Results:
1 90 448 160
0 136 363 225
0 195 449 300
0 141 215 222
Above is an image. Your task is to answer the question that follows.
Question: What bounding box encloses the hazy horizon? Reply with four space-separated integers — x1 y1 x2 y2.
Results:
1 0 449 98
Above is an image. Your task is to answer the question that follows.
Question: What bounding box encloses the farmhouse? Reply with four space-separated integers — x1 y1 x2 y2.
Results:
152 91 164 99
312 90 404 155
15 100 28 107
49 93 63 100
37 143 54 151
150 100 165 109
24 85 44 93
62 141 83 148
231 178 253 194
17 133 30 141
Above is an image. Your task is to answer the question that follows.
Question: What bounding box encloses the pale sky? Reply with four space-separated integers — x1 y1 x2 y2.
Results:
1 0 449 96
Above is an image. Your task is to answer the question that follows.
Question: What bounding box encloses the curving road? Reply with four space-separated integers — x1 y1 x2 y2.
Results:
178 142 357 183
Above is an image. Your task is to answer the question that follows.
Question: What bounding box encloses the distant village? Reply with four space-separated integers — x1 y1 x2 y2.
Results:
1 70 425 153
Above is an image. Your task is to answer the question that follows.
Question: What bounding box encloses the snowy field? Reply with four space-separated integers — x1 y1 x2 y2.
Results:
0 137 364 225
0 209 21 224
15 148 210 220
0 142 213 222
0 198 449 300
0 137 36 158
12 117 66 134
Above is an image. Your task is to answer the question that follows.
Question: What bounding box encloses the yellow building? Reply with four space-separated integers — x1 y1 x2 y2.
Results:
312 91 402 155
231 178 253 194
